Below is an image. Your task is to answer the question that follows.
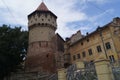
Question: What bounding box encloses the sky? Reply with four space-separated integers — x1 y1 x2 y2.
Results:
0 0 120 39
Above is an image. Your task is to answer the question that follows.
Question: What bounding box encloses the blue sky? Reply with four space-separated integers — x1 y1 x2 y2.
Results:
0 0 120 38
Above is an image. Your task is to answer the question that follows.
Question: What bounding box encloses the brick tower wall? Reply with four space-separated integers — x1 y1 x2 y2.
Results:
25 41 57 73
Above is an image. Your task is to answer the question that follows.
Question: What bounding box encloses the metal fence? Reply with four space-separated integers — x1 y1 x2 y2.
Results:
48 73 58 80
66 62 98 80
111 61 120 80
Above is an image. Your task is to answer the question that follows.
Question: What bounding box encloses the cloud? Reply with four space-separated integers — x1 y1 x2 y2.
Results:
88 9 114 22
0 0 115 39
45 0 88 38
87 0 109 4
0 0 87 33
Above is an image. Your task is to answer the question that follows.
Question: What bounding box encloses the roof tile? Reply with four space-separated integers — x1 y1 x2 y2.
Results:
36 2 49 11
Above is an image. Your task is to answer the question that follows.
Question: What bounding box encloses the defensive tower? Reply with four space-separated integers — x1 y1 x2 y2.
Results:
25 2 57 73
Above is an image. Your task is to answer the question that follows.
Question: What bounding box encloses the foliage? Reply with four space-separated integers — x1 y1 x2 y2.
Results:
0 24 28 79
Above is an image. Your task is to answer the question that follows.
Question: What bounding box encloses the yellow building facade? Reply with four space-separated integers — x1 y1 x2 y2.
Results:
64 17 120 65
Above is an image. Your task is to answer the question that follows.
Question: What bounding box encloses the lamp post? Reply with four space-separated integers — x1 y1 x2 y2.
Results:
97 26 108 59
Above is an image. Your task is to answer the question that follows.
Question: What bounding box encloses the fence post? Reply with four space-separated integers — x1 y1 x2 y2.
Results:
58 68 66 80
95 59 114 80
76 61 84 69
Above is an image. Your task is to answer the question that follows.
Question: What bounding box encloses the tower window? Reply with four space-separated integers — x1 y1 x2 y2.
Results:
42 19 44 21
97 45 102 52
35 18 37 21
45 23 47 26
39 42 41 47
105 42 111 50
46 54 49 58
48 19 50 21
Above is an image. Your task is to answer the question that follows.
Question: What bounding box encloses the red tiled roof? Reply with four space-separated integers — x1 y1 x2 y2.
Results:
36 2 49 11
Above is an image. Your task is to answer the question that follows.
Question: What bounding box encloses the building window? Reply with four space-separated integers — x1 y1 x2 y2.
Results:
87 39 89 42
82 51 86 58
97 45 102 52
81 42 83 45
105 42 111 49
109 55 115 62
73 55 76 61
48 19 50 21
77 54 80 59
88 49 93 55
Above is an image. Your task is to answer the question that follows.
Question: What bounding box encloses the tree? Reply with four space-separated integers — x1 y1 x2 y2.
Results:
0 24 28 79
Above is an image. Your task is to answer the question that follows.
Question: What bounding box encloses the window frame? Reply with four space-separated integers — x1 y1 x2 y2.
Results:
97 45 102 53
77 53 80 59
82 51 86 58
109 55 115 62
105 42 111 50
88 49 93 56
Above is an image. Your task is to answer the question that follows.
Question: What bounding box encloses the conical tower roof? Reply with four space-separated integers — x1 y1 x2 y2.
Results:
36 2 49 11
28 2 57 18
